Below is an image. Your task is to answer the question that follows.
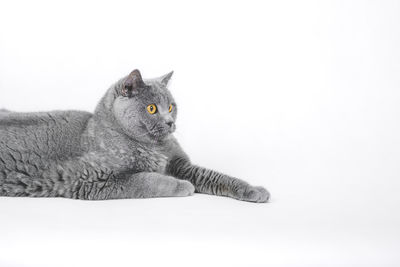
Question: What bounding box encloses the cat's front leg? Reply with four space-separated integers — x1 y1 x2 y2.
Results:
167 157 270 203
74 172 195 200
123 172 195 199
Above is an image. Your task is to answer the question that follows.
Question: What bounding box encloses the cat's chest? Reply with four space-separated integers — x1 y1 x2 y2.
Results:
104 144 168 174
89 138 170 175
132 146 168 173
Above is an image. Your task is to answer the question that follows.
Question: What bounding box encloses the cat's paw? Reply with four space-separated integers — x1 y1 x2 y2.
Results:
174 180 195 197
238 185 270 203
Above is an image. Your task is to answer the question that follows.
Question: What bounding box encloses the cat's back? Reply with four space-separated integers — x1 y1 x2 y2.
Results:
0 110 92 160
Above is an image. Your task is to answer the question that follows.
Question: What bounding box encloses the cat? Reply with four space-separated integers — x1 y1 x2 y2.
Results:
0 69 270 203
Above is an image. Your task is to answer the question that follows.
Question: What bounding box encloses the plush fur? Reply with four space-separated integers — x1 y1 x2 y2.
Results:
0 70 269 202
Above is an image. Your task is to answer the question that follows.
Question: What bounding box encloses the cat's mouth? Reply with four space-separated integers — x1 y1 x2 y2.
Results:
141 122 175 140
152 125 175 138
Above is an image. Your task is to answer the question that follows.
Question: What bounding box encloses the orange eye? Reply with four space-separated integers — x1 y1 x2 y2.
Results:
147 104 157 114
169 104 173 113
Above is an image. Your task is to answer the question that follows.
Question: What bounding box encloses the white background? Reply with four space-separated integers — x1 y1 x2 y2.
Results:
1 0 400 266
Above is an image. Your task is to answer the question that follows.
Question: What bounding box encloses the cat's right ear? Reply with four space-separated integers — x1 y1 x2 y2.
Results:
121 69 145 97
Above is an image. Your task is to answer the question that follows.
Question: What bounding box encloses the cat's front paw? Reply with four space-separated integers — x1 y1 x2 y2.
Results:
238 185 270 203
174 180 195 197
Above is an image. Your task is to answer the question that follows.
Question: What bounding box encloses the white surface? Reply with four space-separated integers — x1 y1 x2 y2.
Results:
1 0 400 266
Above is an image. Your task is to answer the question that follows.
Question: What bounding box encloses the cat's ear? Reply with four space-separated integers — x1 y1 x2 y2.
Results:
121 69 145 97
159 71 174 87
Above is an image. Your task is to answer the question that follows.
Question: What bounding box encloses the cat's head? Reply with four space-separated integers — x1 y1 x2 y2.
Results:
112 69 177 143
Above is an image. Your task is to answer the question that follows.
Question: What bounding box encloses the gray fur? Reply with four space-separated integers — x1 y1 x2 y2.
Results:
0 70 269 202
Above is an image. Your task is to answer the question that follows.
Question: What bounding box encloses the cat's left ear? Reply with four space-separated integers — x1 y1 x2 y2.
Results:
159 71 174 87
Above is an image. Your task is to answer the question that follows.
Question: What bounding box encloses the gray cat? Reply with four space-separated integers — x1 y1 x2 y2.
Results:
0 70 270 203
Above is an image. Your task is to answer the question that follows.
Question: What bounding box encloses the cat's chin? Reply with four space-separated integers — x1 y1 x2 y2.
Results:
147 126 175 142
149 131 172 142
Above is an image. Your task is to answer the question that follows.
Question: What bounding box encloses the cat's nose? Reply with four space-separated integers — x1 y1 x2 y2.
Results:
166 121 174 127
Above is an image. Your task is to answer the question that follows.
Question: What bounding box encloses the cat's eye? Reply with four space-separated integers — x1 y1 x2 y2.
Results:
147 104 157 114
168 104 173 113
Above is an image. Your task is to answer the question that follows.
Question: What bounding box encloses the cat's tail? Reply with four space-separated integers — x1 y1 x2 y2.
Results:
0 109 13 118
